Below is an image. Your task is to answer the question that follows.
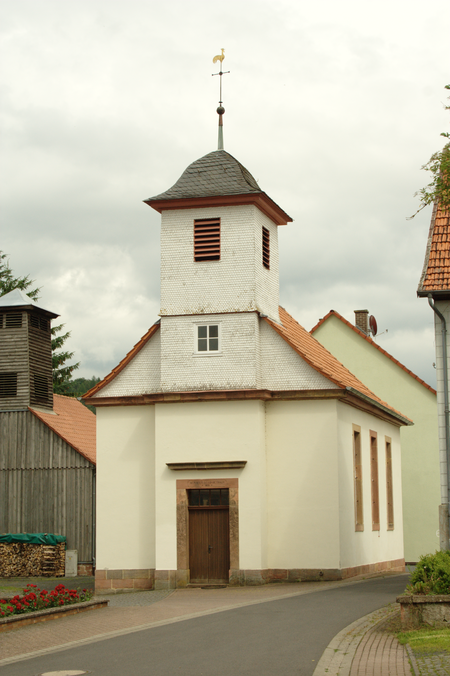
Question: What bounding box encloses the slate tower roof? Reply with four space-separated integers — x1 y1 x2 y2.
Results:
147 150 261 201
145 149 292 225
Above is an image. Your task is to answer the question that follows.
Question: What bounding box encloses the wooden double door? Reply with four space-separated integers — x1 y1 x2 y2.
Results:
188 490 230 584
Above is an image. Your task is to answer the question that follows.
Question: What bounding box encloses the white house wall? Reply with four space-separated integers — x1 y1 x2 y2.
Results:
96 406 156 573
336 402 404 570
313 313 439 561
265 399 341 570
160 205 280 322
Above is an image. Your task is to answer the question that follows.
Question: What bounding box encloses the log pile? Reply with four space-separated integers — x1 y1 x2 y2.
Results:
0 543 65 577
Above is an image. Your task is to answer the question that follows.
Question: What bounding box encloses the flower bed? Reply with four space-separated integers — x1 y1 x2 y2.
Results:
0 583 92 617
0 584 107 633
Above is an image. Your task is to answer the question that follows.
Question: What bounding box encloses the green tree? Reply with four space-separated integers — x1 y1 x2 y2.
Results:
0 251 80 392
51 323 80 394
410 85 450 218
0 251 40 300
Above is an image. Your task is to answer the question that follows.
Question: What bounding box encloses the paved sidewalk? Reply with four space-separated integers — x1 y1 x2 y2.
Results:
1 575 448 675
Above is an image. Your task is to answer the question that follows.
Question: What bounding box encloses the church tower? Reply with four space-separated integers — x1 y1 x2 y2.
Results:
145 150 292 393
0 289 58 411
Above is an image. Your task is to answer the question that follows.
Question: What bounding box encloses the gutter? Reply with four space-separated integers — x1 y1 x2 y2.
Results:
344 387 413 426
428 294 450 549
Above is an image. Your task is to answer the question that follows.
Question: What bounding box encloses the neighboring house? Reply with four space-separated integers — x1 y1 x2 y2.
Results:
311 309 439 563
418 201 450 550
85 148 411 594
0 289 96 575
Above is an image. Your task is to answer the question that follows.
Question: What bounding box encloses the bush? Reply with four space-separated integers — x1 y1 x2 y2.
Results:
0 583 92 618
407 551 450 595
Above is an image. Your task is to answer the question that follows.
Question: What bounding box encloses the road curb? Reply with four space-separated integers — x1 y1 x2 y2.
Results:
312 605 398 676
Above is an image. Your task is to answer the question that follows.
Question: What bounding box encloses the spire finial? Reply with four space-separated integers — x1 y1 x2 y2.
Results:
212 49 230 150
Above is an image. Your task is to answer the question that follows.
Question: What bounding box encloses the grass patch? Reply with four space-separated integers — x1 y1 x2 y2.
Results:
397 627 450 653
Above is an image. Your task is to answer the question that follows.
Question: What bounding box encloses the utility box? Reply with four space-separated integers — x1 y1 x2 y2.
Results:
65 550 78 577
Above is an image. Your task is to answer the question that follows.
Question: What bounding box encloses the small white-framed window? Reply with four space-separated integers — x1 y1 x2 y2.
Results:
195 324 220 354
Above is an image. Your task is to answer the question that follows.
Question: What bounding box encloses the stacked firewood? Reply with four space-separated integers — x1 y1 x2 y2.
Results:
0 543 66 577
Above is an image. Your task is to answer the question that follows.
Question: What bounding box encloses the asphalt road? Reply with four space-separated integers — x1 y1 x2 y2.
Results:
0 574 409 676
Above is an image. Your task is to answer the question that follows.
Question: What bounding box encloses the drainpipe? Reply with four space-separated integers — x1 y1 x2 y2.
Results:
92 467 96 574
428 294 450 550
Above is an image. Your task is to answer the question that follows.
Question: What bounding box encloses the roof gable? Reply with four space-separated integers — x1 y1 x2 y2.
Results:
85 322 160 398
311 310 436 395
266 307 411 423
30 394 96 464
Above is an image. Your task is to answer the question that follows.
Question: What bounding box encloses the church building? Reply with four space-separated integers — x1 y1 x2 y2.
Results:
85 110 410 592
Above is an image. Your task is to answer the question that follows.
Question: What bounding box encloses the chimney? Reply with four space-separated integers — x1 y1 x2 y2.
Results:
354 309 369 335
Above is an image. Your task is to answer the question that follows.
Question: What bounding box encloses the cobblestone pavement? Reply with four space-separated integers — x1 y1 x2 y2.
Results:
410 649 450 675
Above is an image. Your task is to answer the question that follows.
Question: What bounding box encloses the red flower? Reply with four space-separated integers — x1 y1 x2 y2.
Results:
7 606 13 612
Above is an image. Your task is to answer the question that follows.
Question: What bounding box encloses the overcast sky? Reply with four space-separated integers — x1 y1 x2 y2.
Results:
1 0 449 389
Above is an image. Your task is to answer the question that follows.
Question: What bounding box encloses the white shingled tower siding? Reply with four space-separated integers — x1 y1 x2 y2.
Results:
160 205 280 323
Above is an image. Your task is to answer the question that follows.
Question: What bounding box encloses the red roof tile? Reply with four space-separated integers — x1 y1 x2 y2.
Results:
418 203 450 294
30 395 96 465
310 310 436 395
85 322 160 398
266 307 411 422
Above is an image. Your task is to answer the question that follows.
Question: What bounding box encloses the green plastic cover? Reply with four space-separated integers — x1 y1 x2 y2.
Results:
0 533 67 546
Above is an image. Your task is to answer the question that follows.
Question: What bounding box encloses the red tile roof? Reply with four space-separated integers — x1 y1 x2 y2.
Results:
418 203 450 295
266 307 411 422
29 395 96 465
84 322 160 398
310 310 436 395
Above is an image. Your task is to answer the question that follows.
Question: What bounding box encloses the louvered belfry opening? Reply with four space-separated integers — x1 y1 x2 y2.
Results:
0 372 18 398
194 218 221 262
262 226 270 269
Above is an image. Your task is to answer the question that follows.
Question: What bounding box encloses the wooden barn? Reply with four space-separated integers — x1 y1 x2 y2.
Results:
0 289 96 575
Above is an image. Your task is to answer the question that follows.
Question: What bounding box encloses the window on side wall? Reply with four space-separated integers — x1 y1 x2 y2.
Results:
370 431 380 531
385 436 394 530
196 324 220 354
353 425 363 531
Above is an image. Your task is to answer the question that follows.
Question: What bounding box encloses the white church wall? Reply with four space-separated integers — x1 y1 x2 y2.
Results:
96 329 161 397
265 399 341 570
259 320 339 391
336 402 404 570
160 205 280 322
153 400 267 571
96 406 156 571
160 312 260 391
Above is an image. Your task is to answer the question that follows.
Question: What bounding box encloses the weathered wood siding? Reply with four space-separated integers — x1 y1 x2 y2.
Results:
0 411 95 563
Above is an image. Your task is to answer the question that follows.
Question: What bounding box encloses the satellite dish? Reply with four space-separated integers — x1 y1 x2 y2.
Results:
369 315 377 337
